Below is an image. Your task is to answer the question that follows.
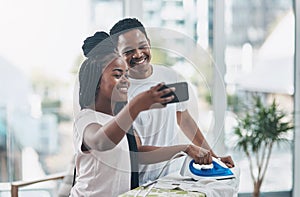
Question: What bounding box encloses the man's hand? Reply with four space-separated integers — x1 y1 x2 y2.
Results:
219 156 235 168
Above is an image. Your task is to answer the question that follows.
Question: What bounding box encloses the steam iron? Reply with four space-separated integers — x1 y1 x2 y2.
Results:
180 156 235 180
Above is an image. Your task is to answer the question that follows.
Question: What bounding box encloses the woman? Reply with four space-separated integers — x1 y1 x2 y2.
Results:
71 32 212 197
70 32 177 197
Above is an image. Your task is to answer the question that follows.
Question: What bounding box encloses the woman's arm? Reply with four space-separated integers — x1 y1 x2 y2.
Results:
83 83 175 151
134 131 212 164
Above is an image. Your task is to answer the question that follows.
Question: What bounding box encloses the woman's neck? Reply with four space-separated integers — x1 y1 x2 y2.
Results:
95 99 115 116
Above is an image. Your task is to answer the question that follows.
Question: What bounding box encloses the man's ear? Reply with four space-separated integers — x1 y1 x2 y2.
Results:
147 38 151 48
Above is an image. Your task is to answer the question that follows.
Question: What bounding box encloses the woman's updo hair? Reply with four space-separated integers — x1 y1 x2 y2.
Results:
79 31 119 109
82 31 115 58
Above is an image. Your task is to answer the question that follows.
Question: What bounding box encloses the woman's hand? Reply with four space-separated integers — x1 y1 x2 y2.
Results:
184 144 212 165
133 83 175 111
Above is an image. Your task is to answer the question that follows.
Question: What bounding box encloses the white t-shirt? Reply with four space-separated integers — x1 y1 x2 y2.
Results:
128 65 188 184
70 109 131 197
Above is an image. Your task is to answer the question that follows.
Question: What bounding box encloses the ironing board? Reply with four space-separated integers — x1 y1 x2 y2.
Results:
119 172 206 197
119 168 239 197
119 187 206 197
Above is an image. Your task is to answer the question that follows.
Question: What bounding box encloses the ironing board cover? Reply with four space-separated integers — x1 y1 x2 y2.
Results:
119 167 239 197
119 187 206 197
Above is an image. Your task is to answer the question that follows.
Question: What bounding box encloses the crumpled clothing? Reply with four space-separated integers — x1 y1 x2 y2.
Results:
155 168 240 197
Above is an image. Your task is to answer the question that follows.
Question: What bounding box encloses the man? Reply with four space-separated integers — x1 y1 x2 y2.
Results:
110 18 234 184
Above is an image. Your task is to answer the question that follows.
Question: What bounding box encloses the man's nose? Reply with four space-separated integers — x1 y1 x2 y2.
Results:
132 49 143 58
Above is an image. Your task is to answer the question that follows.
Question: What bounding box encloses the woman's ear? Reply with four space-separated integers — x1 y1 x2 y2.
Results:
95 82 101 97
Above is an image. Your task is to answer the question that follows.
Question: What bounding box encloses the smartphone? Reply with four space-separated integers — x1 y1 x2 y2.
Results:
159 82 189 104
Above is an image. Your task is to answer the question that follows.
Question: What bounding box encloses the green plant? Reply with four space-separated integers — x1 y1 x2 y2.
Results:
233 96 293 197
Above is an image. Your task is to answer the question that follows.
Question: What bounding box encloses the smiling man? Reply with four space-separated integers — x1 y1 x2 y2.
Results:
110 18 235 185
116 28 152 79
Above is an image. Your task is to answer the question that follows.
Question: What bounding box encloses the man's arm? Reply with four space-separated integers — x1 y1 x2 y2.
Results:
176 110 235 168
176 110 214 154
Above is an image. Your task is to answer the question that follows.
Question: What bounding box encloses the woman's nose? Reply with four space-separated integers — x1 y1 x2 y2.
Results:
120 74 129 83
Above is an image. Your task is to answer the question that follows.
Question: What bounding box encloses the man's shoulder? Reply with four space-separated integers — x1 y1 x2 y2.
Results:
152 64 179 75
153 64 173 70
152 64 183 81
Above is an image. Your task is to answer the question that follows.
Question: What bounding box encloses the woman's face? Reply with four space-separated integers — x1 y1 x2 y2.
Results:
98 57 129 103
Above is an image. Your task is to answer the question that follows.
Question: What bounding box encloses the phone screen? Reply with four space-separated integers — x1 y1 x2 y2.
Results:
159 82 189 104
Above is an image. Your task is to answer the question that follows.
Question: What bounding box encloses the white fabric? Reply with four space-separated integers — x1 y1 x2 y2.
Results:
156 178 238 197
72 77 80 117
128 65 188 185
70 109 131 197
155 167 240 197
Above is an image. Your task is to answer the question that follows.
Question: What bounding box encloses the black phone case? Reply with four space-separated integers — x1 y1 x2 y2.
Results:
159 82 189 104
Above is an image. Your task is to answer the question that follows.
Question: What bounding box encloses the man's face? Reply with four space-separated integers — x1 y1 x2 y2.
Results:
117 29 152 79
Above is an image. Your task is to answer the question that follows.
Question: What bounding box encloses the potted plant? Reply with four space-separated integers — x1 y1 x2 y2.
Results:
233 95 293 197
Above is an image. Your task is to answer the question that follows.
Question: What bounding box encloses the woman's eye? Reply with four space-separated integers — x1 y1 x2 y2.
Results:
114 74 122 79
114 73 129 79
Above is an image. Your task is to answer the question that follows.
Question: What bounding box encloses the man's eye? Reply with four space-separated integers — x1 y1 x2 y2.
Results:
123 50 134 55
139 45 149 49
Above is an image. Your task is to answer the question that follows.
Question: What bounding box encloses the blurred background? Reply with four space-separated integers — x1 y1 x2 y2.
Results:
0 0 297 196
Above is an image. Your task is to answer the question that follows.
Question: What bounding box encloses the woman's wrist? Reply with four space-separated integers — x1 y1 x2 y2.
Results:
183 144 192 154
128 97 144 118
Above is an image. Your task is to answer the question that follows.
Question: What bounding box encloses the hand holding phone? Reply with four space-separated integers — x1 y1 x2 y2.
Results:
158 82 189 104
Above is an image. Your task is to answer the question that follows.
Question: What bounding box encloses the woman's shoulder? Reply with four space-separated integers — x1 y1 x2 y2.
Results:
76 109 113 124
76 108 94 119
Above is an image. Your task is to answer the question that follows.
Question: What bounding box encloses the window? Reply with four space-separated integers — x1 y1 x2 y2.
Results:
224 0 294 193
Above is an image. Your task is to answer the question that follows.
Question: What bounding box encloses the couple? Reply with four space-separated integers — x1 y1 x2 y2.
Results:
70 18 235 197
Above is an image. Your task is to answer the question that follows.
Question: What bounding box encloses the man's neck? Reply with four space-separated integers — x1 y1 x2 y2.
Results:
129 64 153 79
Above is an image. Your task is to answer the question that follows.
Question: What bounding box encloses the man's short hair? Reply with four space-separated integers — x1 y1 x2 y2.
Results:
109 18 149 43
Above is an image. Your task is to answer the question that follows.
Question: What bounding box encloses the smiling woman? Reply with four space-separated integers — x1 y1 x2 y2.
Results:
70 31 178 197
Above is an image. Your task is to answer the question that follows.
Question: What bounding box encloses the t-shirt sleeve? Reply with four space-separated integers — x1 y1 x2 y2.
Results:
166 67 189 112
176 101 188 112
73 110 99 153
175 81 193 112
